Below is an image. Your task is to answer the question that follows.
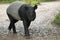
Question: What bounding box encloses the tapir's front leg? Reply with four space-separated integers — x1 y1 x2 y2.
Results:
23 20 31 36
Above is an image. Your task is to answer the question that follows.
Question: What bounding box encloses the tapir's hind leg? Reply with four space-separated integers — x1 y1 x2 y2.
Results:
7 13 18 33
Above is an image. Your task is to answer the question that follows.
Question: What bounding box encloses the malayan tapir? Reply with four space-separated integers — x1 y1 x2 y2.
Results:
6 1 37 36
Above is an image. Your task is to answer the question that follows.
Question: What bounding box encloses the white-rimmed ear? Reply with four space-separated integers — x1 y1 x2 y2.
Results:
34 5 37 10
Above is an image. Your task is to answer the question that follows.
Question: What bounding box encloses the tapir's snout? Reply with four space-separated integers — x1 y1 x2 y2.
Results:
31 15 36 21
28 13 36 21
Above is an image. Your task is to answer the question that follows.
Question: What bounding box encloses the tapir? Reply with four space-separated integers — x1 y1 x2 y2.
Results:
6 1 37 36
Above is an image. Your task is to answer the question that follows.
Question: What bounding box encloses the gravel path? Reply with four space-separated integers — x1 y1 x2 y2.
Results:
0 2 60 40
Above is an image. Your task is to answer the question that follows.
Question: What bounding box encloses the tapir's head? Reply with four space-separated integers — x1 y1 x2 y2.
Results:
19 4 37 21
25 5 37 21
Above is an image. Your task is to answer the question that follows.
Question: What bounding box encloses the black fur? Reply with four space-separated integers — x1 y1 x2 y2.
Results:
18 4 36 21
18 4 36 36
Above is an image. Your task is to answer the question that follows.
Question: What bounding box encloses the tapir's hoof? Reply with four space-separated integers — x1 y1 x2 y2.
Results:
13 31 17 34
24 35 31 39
8 28 11 31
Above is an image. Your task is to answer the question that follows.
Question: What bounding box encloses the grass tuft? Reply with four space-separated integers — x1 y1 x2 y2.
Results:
53 13 60 24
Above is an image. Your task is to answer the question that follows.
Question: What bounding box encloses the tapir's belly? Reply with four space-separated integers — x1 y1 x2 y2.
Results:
7 1 25 20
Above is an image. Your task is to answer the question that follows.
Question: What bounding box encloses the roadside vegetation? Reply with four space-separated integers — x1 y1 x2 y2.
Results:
0 0 40 6
54 12 60 24
40 0 55 2
0 0 56 6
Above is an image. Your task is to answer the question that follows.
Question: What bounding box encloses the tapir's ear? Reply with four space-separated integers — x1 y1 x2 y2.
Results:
34 5 37 10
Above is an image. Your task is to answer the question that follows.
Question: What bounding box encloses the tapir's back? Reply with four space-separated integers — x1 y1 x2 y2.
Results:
7 1 27 20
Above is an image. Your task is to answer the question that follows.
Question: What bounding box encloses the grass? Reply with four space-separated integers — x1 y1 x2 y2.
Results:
40 0 55 2
0 0 40 6
53 13 60 24
0 0 16 3
0 0 55 6
22 0 40 6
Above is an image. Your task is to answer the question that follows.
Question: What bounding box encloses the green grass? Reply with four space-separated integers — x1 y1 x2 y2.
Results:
40 0 55 2
0 0 55 6
0 0 40 6
54 13 60 24
0 0 15 3
22 0 40 6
